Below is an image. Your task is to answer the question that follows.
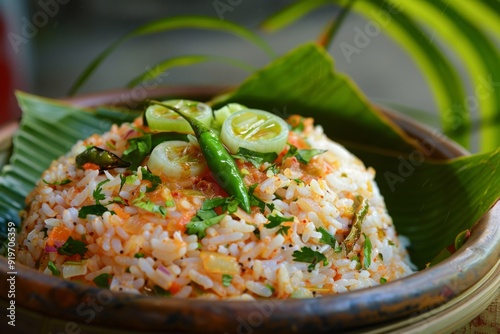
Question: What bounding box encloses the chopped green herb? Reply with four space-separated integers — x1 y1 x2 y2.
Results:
78 204 110 218
292 247 328 272
253 229 261 239
277 225 291 236
43 178 71 186
249 184 266 213
264 214 294 229
140 167 161 192
122 134 152 170
93 273 112 288
58 237 87 256
264 163 280 174
165 199 175 207
222 274 233 287
47 260 60 276
283 145 327 164
293 178 304 185
317 227 342 252
110 197 126 205
232 147 278 168
202 196 239 214
119 174 127 191
378 253 384 261
380 277 388 284
388 240 396 246
134 252 145 258
351 255 362 270
93 179 110 204
186 208 226 239
265 284 276 293
133 198 167 218
153 285 172 297
363 233 372 268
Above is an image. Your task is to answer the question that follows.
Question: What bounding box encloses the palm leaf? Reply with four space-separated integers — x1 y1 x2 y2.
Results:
127 55 255 88
68 16 275 96
349 0 471 148
391 0 500 152
260 0 334 32
261 0 471 148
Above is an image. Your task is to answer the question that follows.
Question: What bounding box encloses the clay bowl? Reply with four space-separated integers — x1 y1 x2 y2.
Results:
1 86 499 333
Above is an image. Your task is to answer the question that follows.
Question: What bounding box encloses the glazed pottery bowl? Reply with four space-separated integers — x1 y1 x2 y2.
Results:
1 86 499 334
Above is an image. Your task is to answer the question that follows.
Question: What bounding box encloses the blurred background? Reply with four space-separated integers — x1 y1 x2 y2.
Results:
0 1 433 120
1 0 498 152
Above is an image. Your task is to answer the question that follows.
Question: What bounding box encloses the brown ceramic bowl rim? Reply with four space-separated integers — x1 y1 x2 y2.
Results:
1 86 499 333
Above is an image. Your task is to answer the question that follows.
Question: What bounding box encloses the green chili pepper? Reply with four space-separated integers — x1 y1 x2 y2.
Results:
150 100 251 213
76 146 131 170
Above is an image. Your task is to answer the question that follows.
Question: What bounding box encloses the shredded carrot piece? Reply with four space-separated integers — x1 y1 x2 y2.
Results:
47 225 72 247
113 205 130 220
82 162 100 170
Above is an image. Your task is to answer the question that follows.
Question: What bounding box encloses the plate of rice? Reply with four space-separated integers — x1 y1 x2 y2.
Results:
1 87 499 334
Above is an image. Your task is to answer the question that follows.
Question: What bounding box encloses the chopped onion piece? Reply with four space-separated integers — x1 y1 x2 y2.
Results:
220 109 289 154
145 99 212 133
147 141 206 178
62 262 87 278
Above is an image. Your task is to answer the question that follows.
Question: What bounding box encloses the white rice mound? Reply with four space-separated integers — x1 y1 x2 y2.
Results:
17 116 414 299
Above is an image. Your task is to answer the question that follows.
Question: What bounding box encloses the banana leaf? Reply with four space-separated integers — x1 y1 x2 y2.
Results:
1 44 500 270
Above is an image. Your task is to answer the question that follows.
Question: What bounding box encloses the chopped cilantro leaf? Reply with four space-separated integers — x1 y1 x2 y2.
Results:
264 214 293 229
186 211 226 239
134 199 167 218
317 227 342 252
134 252 145 258
283 144 327 164
140 167 161 192
277 225 291 236
43 178 71 186
202 196 239 214
222 274 233 287
47 260 60 276
58 237 87 256
93 273 112 288
292 247 328 271
363 233 372 268
380 277 387 284
93 179 110 204
232 147 278 168
296 148 327 164
78 204 110 218
122 134 153 170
